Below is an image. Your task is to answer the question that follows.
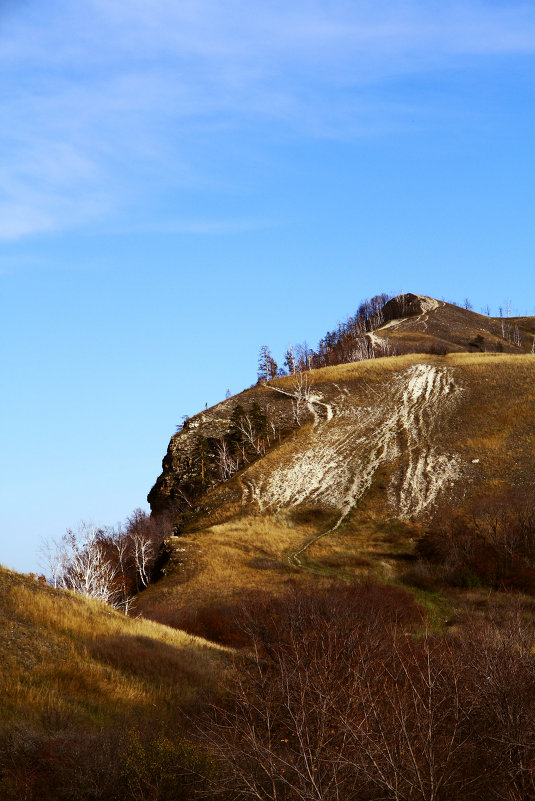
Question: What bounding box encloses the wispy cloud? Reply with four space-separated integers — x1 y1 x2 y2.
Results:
2 0 535 240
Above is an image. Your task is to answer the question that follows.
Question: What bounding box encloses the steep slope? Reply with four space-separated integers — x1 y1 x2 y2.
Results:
371 294 534 355
0 565 226 729
149 295 535 522
143 347 535 612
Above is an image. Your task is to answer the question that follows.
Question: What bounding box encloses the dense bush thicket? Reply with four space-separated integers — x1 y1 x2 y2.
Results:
142 582 422 648
0 721 213 801
200 585 535 801
405 490 535 593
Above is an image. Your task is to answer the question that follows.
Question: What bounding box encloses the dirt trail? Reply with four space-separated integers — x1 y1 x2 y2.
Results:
413 295 444 331
372 295 444 339
256 364 462 568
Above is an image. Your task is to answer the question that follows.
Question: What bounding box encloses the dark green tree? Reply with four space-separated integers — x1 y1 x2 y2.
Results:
193 435 213 488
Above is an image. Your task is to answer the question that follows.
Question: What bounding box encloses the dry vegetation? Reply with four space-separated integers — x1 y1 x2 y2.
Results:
4 303 535 800
198 584 535 801
0 565 231 799
138 353 535 630
0 565 227 726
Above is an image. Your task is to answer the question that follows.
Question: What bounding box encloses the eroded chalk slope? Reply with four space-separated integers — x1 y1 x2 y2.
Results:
248 364 463 523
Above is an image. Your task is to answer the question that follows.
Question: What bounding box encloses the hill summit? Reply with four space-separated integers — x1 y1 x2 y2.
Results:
144 295 535 608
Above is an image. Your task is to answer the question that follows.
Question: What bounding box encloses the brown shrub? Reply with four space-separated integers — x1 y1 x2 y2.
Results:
197 581 535 800
411 491 535 594
428 342 450 356
168 602 251 648
0 722 212 801
142 582 423 652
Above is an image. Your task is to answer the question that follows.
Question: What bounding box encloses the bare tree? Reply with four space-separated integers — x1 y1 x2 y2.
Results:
294 342 312 372
341 629 477 801
462 604 535 801
48 524 122 607
130 529 154 590
234 412 266 455
39 535 68 589
214 437 239 481
124 510 159 591
349 336 372 362
110 528 128 576
380 337 396 357
258 346 277 383
199 585 503 801
41 510 171 612
291 371 312 426
284 344 296 375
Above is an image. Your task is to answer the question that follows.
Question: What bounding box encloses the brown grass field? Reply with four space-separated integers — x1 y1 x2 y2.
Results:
0 565 227 729
137 352 535 631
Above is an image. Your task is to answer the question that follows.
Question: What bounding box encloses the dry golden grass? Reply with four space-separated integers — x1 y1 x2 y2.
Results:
138 514 310 612
272 353 425 389
142 351 535 623
0 566 228 728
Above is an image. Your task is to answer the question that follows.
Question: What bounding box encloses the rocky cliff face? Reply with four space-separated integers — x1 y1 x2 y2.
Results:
147 385 299 520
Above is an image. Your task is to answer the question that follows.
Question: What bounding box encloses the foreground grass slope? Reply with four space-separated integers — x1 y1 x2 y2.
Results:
0 565 226 729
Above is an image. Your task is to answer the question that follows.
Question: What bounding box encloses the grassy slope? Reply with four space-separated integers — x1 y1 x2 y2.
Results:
0 566 227 729
374 301 535 353
138 353 535 620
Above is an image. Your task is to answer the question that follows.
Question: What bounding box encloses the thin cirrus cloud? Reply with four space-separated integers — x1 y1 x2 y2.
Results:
1 0 535 241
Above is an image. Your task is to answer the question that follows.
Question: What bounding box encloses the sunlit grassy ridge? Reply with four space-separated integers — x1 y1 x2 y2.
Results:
138 352 535 621
0 565 227 728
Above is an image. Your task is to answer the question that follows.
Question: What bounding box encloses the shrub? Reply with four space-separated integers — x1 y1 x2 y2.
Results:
410 491 535 594
0 723 212 801
199 583 535 800
428 342 450 356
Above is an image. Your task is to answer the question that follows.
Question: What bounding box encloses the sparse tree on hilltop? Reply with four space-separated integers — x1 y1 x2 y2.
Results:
284 344 296 374
258 345 278 382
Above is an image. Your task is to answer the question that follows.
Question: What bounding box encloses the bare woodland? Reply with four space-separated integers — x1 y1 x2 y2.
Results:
40 509 172 612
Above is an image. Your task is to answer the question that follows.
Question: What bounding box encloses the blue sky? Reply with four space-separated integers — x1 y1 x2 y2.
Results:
2 0 535 572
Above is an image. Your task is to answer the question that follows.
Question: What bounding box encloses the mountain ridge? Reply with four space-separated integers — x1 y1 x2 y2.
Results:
143 296 535 611
148 294 535 525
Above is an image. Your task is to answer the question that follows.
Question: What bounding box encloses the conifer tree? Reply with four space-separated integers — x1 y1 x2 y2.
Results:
258 345 278 382
193 435 213 488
